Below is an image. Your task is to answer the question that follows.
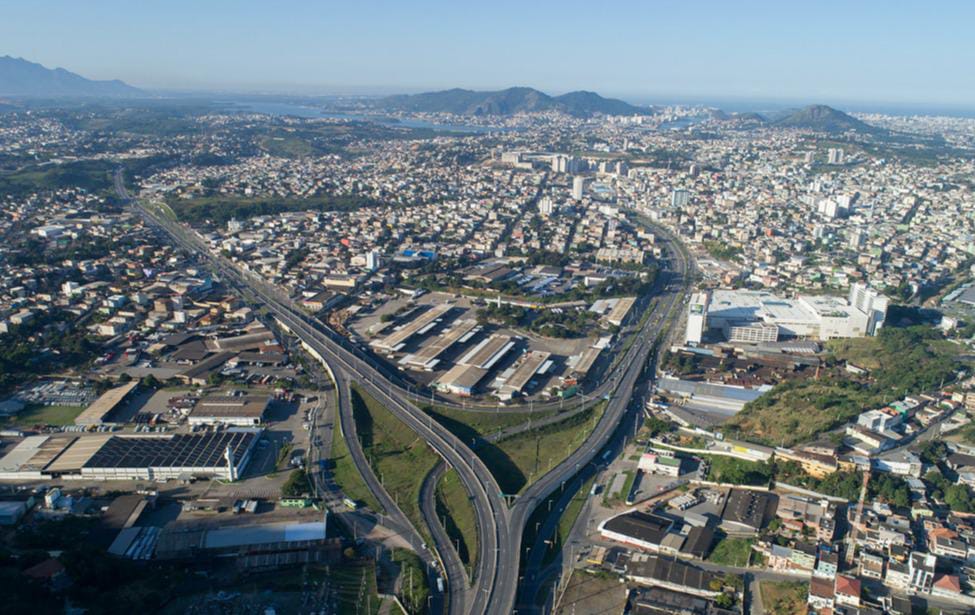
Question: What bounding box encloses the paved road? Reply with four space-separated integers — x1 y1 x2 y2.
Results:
420 461 469 614
120 169 691 615
506 226 692 613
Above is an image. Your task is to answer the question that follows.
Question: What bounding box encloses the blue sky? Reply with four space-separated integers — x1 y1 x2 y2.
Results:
2 0 973 106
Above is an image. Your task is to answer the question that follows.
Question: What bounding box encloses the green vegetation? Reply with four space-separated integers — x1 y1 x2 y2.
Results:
700 455 773 486
434 468 479 576
724 325 959 446
426 402 606 495
707 535 755 567
490 402 605 494
603 470 635 506
0 159 115 198
759 580 809 615
351 385 438 541
0 309 96 395
926 470 975 512
281 469 310 497
3 404 85 428
168 193 377 225
703 240 742 261
5 516 193 613
529 308 600 339
392 549 431 615
330 407 383 512
538 476 595 567
421 404 558 437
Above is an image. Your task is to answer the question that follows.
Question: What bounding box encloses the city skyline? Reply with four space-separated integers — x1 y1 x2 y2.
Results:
2 0 974 108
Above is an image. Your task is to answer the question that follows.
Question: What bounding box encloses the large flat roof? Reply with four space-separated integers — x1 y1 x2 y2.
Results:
190 395 270 419
437 363 488 392
499 351 551 395
45 431 259 473
457 334 514 370
371 303 453 352
401 319 478 369
75 381 139 425
203 521 326 549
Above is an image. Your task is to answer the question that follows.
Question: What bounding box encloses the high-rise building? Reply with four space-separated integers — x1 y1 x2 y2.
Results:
827 148 845 165
538 197 557 216
848 283 889 335
572 176 585 200
365 250 381 271
685 292 709 344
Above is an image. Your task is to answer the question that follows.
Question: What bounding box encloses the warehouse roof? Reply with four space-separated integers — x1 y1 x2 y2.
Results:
75 381 138 425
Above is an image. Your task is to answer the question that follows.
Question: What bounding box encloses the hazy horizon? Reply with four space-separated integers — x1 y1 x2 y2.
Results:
2 0 974 111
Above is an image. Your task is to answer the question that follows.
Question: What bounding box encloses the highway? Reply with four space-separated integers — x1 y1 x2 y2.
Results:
420 461 469 614
116 171 506 615
118 169 690 615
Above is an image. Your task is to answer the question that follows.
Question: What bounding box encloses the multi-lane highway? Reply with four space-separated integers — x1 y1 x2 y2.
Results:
118 169 690 615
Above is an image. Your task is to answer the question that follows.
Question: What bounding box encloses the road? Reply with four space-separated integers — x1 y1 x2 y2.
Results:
507 227 691 613
119 169 690 615
116 171 503 615
420 461 469 614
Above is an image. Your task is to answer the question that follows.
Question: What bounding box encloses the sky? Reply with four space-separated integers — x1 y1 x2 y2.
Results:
2 0 974 108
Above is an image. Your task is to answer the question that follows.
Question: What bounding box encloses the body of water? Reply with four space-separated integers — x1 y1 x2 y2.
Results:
228 101 505 133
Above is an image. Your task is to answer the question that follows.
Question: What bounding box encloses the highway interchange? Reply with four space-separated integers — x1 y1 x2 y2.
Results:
117 169 692 614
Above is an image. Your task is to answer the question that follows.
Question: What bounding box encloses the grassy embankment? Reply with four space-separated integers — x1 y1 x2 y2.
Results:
350 385 438 544
435 468 479 578
723 326 959 447
425 401 607 495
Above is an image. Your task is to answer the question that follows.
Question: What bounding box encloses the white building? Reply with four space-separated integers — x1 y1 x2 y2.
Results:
685 292 709 344
572 176 585 200
685 284 889 344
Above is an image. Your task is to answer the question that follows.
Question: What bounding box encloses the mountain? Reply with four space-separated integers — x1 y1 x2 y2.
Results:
772 104 877 133
376 87 650 117
0 56 142 98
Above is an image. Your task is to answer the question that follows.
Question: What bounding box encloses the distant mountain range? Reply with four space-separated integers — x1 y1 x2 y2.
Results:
770 104 879 133
375 86 651 117
0 56 142 98
711 104 880 134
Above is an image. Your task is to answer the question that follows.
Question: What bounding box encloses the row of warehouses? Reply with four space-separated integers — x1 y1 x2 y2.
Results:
0 429 260 482
368 298 636 399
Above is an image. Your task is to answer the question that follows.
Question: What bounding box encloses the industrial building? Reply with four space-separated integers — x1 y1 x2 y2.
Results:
435 333 515 396
74 381 139 426
370 303 454 353
187 394 270 426
400 319 479 371
0 430 260 481
685 283 889 344
492 350 552 400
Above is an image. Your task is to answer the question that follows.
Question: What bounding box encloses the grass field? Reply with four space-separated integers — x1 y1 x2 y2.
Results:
707 535 755 567
759 580 809 615
435 467 479 578
493 402 606 494
4 404 85 427
329 389 383 512
422 404 558 437
351 385 438 543
427 401 605 495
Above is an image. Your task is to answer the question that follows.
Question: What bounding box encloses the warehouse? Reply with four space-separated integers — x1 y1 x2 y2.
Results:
493 350 551 400
75 381 139 426
187 394 270 426
400 319 479 371
370 303 454 353
0 430 261 481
